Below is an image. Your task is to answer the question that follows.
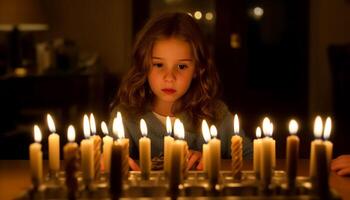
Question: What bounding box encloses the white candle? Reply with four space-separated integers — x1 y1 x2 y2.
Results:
81 114 94 183
286 119 300 187
323 117 333 168
253 127 262 178
29 125 43 185
113 112 129 179
310 116 323 178
260 117 274 187
169 119 186 189
139 119 151 179
89 113 101 178
63 125 79 164
63 125 79 190
208 125 221 184
201 120 211 173
101 121 113 173
231 114 243 179
47 114 60 171
164 116 174 177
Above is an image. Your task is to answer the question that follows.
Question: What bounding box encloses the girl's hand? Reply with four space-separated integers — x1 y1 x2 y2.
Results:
187 150 202 170
129 157 141 171
331 155 350 176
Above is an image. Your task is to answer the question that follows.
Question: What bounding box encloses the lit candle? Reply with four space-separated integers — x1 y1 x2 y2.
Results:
231 114 243 180
309 116 323 178
323 117 333 168
89 113 101 178
286 119 300 188
169 119 187 190
201 119 211 173
164 116 174 177
110 139 123 198
260 117 274 187
208 125 221 185
139 119 151 179
253 126 262 179
47 114 60 172
101 121 113 173
81 114 94 184
63 125 79 194
113 112 129 179
29 125 43 186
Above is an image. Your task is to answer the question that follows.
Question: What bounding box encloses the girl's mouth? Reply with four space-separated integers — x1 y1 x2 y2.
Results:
161 88 176 94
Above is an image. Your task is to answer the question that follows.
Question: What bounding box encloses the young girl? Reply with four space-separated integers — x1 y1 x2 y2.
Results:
110 12 253 170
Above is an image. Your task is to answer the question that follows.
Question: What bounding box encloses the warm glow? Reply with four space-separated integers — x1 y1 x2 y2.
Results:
253 7 264 18
187 12 192 17
67 125 76 142
83 114 91 138
313 116 323 139
256 126 262 138
140 118 148 137
166 116 172 135
234 114 239 134
202 120 211 143
112 117 118 138
89 113 96 134
262 117 271 136
47 114 56 133
210 125 217 138
289 119 299 134
205 12 214 21
116 112 125 139
174 119 185 139
270 123 274 137
101 121 109 135
194 11 202 20
323 117 332 140
33 125 42 143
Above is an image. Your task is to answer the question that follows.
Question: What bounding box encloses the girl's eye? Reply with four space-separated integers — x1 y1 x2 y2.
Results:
153 63 163 68
178 64 187 70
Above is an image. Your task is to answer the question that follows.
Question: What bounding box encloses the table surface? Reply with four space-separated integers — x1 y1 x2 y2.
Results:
0 159 349 200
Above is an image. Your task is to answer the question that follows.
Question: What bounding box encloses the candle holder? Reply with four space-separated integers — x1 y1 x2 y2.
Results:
19 169 342 199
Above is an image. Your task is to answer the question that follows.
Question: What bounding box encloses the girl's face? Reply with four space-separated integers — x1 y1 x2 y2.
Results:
148 37 196 111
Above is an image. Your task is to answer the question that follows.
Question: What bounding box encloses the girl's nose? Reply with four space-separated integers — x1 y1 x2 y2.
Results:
164 69 176 82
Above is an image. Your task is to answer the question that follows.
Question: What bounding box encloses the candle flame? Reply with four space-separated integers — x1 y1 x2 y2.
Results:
210 125 217 138
101 121 109 135
116 112 125 139
83 114 91 138
289 119 298 134
46 114 56 133
202 119 211 143
313 116 323 139
234 114 239 134
166 116 172 136
67 125 76 142
174 118 185 139
262 117 270 136
323 117 332 140
140 118 148 137
270 123 274 137
256 126 262 138
89 113 96 135
112 116 118 138
33 125 42 143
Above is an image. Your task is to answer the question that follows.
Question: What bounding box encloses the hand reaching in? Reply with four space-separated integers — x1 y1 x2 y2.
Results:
331 155 350 176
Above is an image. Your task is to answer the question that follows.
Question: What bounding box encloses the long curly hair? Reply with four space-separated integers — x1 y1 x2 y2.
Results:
112 12 221 128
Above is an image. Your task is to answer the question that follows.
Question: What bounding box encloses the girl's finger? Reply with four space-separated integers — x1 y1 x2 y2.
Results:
337 167 350 176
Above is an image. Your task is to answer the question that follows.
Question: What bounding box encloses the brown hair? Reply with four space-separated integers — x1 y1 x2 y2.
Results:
112 12 221 128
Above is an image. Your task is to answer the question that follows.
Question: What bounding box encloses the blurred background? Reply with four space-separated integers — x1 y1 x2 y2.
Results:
0 0 349 160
